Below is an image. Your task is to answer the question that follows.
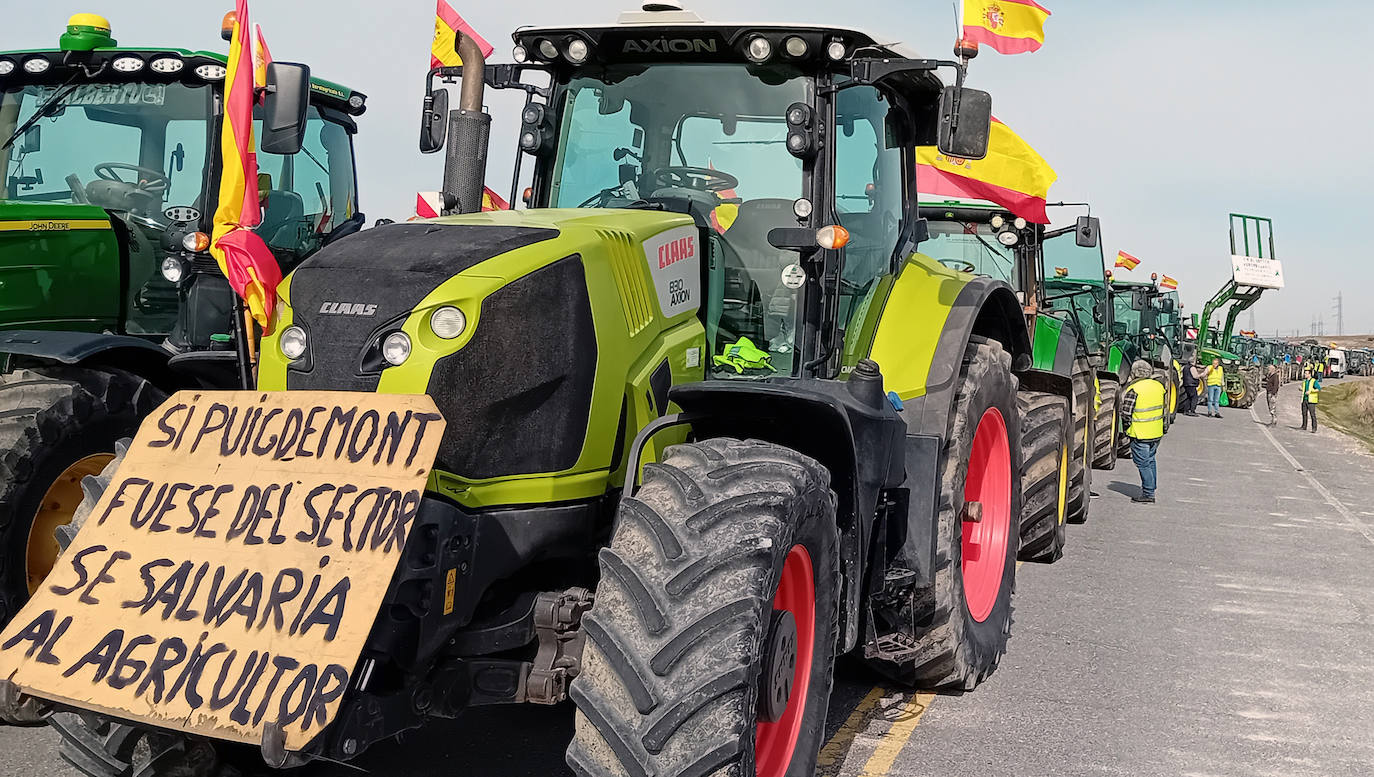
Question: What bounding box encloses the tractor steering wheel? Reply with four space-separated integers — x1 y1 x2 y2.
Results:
653 166 739 193
94 162 170 193
939 258 978 274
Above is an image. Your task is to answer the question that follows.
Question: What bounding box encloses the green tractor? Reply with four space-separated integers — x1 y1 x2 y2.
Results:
919 200 1097 563
1195 214 1282 408
5 7 1048 777
1109 277 1183 423
0 13 367 626
1040 214 1131 471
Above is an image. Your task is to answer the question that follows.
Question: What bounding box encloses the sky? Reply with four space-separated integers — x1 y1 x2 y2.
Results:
8 0 1373 335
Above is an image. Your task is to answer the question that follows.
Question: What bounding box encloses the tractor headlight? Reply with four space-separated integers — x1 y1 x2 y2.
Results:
783 36 808 58
745 36 773 63
382 332 412 366
280 326 308 361
194 64 227 81
430 306 467 339
826 40 847 60
23 57 51 74
111 55 145 73
0 60 16 76
150 56 184 74
566 39 590 63
997 230 1019 247
160 256 186 284
512 45 529 63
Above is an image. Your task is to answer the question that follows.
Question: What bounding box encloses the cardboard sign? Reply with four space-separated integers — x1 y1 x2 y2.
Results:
1231 254 1285 290
0 391 444 753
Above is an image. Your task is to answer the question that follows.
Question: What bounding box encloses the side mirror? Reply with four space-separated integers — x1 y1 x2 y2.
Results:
936 85 992 160
1160 298 1176 313
260 62 311 155
1075 216 1100 248
419 88 449 154
20 125 40 154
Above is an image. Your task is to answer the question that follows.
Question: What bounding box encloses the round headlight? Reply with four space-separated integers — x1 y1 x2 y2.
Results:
0 60 16 76
348 94 365 110
520 130 540 151
990 215 1004 229
826 40 847 61
430 306 467 339
793 198 813 219
784 36 808 58
149 57 184 74
280 326 308 361
23 58 51 74
513 45 529 63
111 56 145 73
1013 216 1028 230
566 39 590 63
194 64 227 81
382 332 412 366
537 39 559 60
997 230 1019 247
746 36 773 63
160 256 185 284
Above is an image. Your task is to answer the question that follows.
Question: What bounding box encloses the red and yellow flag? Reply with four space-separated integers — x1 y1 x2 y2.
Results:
210 0 282 333
916 117 1057 223
962 0 1051 55
431 0 493 69
1159 275 1178 290
481 186 509 212
253 24 272 89
1114 251 1141 270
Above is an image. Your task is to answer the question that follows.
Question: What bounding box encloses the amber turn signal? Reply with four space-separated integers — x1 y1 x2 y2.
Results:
816 225 850 250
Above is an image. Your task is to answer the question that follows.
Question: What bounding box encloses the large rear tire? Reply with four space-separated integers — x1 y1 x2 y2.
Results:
901 337 1019 691
1065 357 1093 525
0 367 163 627
1092 379 1119 471
568 438 839 777
1015 391 1069 564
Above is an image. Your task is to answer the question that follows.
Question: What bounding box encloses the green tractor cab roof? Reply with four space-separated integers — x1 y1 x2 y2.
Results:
0 13 366 116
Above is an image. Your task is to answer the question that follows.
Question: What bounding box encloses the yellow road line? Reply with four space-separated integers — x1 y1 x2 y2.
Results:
817 685 886 775
859 691 937 776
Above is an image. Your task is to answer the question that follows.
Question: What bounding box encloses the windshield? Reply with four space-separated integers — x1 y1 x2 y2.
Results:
551 64 808 375
1043 232 1107 351
254 106 358 269
1113 291 1142 336
921 220 1017 285
1 81 212 215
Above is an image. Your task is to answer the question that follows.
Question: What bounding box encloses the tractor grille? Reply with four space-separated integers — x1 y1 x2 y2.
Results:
285 223 558 392
426 255 597 480
599 229 654 337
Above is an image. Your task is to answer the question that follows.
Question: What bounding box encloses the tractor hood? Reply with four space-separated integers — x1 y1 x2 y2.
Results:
0 199 120 330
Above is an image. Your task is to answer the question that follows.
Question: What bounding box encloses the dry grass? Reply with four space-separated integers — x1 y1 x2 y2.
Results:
1318 380 1374 451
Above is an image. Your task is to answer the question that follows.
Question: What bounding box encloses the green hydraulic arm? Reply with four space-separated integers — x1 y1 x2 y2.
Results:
1199 214 1275 353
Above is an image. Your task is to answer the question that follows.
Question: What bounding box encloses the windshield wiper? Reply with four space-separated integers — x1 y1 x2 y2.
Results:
1 75 81 152
966 226 1014 274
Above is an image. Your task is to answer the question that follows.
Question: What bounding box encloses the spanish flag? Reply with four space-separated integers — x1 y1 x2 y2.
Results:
481 186 509 212
253 24 271 89
1114 251 1141 271
1160 275 1178 290
963 0 1052 55
210 0 282 333
916 117 1057 223
431 0 493 69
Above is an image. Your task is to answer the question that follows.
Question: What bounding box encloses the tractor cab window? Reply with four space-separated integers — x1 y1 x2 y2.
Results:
921 219 1018 285
1042 230 1106 350
549 64 808 376
834 85 904 333
253 107 358 270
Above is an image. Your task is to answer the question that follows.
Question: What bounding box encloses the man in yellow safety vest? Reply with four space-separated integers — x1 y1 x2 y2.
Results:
1122 360 1167 503
1300 366 1321 433
1203 357 1226 418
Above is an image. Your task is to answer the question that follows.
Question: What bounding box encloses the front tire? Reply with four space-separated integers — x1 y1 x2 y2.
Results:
568 438 839 777
0 368 163 627
1092 379 1119 470
1015 391 1069 564
1065 357 1093 524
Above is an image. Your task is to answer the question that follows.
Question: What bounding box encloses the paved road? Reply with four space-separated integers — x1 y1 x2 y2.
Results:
4 378 1373 776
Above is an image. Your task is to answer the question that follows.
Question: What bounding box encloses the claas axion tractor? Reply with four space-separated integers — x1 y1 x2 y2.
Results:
6 5 1056 775
918 199 1101 563
0 13 367 628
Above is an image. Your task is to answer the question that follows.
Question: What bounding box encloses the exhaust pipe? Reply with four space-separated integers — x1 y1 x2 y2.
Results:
441 32 490 216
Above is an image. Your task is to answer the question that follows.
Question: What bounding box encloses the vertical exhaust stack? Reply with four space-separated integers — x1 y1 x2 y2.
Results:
441 33 490 216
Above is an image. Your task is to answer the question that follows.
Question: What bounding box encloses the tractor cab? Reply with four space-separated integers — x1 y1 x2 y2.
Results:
0 14 365 350
423 3 991 378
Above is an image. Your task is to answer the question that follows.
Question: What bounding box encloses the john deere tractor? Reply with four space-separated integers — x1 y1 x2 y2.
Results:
1040 213 1131 471
919 200 1097 563
1110 277 1183 420
0 13 367 627
1195 214 1281 408
6 6 1041 776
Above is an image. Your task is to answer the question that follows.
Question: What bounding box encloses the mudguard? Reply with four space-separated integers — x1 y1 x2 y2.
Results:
0 330 179 387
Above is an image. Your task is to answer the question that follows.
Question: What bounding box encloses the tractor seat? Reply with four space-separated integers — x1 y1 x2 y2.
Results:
258 189 306 252
720 198 800 300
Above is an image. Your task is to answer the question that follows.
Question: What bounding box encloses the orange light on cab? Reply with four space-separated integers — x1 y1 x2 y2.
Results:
221 11 237 41
816 225 849 250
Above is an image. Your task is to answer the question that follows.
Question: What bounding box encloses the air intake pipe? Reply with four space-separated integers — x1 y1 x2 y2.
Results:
441 32 490 216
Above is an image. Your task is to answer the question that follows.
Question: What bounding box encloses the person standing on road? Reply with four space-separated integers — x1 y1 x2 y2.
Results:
1121 360 1166 503
1300 367 1322 433
1264 364 1281 425
1179 357 1201 417
1203 357 1225 418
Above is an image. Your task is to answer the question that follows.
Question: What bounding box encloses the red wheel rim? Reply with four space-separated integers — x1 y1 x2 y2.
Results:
960 407 1012 623
755 545 815 777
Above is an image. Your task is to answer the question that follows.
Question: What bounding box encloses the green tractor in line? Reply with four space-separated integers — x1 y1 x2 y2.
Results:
1195 214 1283 408
919 199 1097 563
0 13 367 627
1109 277 1184 423
4 6 1052 776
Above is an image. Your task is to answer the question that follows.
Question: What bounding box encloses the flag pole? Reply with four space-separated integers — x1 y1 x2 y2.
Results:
232 297 254 389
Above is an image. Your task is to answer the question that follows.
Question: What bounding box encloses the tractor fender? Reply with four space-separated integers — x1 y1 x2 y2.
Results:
667 378 906 654
0 330 181 389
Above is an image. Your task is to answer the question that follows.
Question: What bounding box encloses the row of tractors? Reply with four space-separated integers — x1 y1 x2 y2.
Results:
0 7 1209 777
